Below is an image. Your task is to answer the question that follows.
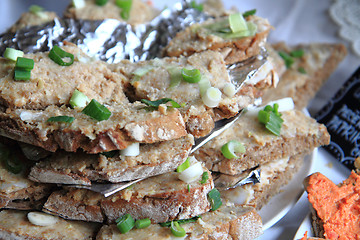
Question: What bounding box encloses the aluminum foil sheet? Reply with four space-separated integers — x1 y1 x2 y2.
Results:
0 1 209 63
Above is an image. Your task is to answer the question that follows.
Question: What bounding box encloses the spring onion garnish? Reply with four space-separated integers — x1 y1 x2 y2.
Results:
3 48 24 61
170 221 186 237
190 0 203 12
181 68 201 83
208 188 222 211
141 98 183 111
223 82 236 97
0 144 22 174
290 49 304 58
202 87 222 108
198 75 211 96
29 5 47 19
176 158 190 172
82 99 111 121
187 184 190 192
278 51 295 69
200 171 209 184
167 67 182 88
14 69 31 81
47 116 75 123
178 161 203 183
131 65 154 82
48 45 74 66
95 0 108 6
27 212 58 227
15 57 34 70
116 0 132 20
258 103 284 136
69 90 90 108
72 0 85 9
229 13 247 33
160 216 201 227
120 142 140 157
221 140 245 159
135 218 151 229
116 214 135 234
243 9 256 18
298 67 306 74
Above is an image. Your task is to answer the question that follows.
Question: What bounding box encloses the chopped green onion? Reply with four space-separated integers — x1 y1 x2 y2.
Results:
167 67 182 88
278 51 294 69
116 0 132 20
202 87 222 108
200 171 209 184
69 90 90 108
198 76 211 96
176 158 190 172
160 216 201 227
14 69 31 81
258 103 284 136
243 9 256 18
15 57 34 70
221 140 245 159
120 142 140 157
82 99 111 121
178 161 203 184
48 46 74 66
229 13 247 33
290 49 304 58
223 82 236 97
141 98 182 111
132 65 154 82
29 5 44 13
187 184 190 192
190 0 203 12
120 10 130 20
3 48 24 61
170 221 186 237
47 116 75 123
95 0 108 6
298 67 307 74
181 68 201 83
135 218 151 229
5 153 23 174
116 214 135 234
208 188 222 211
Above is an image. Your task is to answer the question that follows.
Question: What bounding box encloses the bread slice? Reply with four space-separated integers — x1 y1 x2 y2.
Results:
29 134 193 185
96 204 263 240
262 42 347 109
0 43 187 154
42 167 213 224
163 14 272 65
220 154 304 210
193 108 330 175
110 50 278 138
63 0 159 26
0 210 100 240
9 11 58 33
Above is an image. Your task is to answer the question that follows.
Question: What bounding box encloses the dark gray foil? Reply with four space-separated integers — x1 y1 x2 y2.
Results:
0 1 209 63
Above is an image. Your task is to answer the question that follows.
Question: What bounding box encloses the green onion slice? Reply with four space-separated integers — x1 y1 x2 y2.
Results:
190 0 203 12
208 188 222 211
116 214 135 234
120 9 130 20
116 0 132 20
141 98 182 111
160 216 201 227
69 90 89 108
3 48 24 61
298 67 306 74
95 0 109 6
187 184 190 192
135 218 151 229
72 0 85 8
176 158 190 172
200 171 209 184
47 116 75 123
48 46 74 66
5 153 23 174
221 140 245 159
278 51 294 69
14 69 31 81
82 99 111 121
290 49 304 58
229 13 247 33
181 68 201 83
243 9 256 18
15 57 34 70
258 103 284 136
167 67 182 88
170 221 186 237
29 5 44 13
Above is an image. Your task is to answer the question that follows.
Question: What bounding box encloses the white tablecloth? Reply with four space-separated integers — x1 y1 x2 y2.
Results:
1 1 359 239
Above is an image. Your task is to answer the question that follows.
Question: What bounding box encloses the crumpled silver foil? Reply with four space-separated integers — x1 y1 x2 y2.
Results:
0 2 209 63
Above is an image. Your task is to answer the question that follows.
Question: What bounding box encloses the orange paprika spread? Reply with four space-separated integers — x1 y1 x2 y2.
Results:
305 171 360 240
